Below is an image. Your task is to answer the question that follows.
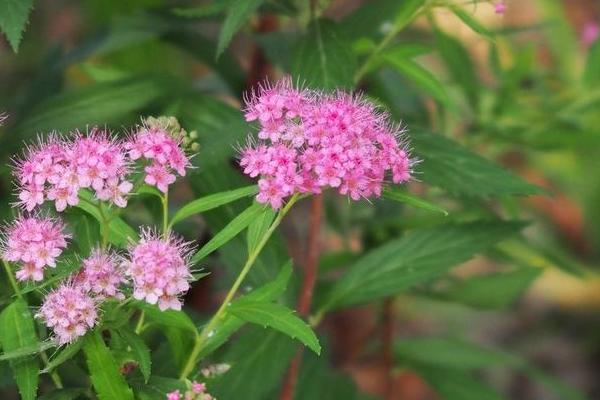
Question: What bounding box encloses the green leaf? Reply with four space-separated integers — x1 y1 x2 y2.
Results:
83 331 134 400
38 388 87 400
136 302 198 334
449 5 493 40
0 341 54 361
584 39 600 86
41 340 83 374
414 366 505 400
170 185 258 227
291 19 357 90
437 267 542 309
396 337 509 369
211 329 296 399
133 376 187 400
247 206 276 253
216 0 264 58
228 300 321 354
320 221 524 311
434 29 480 109
199 260 293 358
383 56 453 109
413 131 545 197
0 300 39 400
119 330 151 383
0 0 34 52
190 202 265 265
383 187 448 215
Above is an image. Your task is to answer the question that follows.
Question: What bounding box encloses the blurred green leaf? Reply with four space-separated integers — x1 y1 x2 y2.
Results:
584 40 600 86
414 366 505 400
217 0 265 58
292 19 357 90
83 331 134 400
170 185 258 227
383 187 448 215
228 300 321 354
133 376 187 400
190 202 265 265
449 5 493 40
413 132 545 197
0 300 39 400
437 267 541 309
119 330 151 383
320 221 524 311
0 0 34 52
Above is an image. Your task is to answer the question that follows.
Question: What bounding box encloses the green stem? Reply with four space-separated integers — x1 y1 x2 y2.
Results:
2 260 23 301
40 351 63 389
178 194 301 380
135 310 145 335
97 205 110 249
162 190 169 235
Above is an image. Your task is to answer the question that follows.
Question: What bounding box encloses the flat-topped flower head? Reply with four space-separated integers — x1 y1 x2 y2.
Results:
36 281 98 344
239 78 413 208
13 129 133 212
126 116 193 193
76 249 125 299
1 214 69 281
124 229 194 311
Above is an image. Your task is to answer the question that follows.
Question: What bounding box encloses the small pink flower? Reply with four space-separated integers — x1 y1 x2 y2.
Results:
144 164 176 193
36 282 98 344
582 22 600 46
96 178 133 208
494 1 506 15
76 249 126 299
191 381 206 394
124 229 194 311
166 390 181 400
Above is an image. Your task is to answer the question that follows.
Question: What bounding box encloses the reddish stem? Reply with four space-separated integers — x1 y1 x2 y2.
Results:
382 298 395 400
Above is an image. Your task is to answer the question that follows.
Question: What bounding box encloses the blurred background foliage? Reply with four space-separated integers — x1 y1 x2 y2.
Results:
1 0 600 399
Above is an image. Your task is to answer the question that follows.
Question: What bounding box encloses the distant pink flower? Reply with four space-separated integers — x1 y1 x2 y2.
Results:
494 1 506 14
36 282 98 344
126 123 191 193
191 382 206 394
1 215 69 281
166 391 181 400
582 22 599 46
124 229 193 311
76 249 125 299
240 78 413 208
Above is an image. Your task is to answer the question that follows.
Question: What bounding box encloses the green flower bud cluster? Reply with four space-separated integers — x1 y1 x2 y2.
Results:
144 116 200 152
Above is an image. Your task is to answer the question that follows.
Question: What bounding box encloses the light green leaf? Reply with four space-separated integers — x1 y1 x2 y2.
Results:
247 206 276 253
0 300 39 400
413 131 545 197
119 330 151 383
584 39 600 86
450 5 493 40
291 19 357 90
0 341 54 361
320 221 524 311
0 0 34 52
83 331 134 400
190 202 265 264
199 260 293 358
228 300 321 354
438 267 541 309
383 187 448 215
41 340 82 374
383 56 453 109
170 185 258 227
216 0 264 58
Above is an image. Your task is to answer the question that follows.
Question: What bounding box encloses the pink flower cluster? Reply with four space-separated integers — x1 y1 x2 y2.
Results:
126 125 191 193
13 129 132 212
36 282 98 344
494 1 506 14
1 215 69 281
240 79 412 208
124 230 193 311
167 381 213 400
76 249 125 300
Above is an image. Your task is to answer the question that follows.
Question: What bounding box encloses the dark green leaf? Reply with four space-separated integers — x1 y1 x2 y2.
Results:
320 221 524 310
413 131 545 197
0 300 39 400
216 0 265 58
383 187 448 215
41 340 83 374
0 0 34 52
190 202 265 264
119 330 151 382
171 185 258 226
414 365 505 400
228 300 321 354
136 302 198 334
292 19 357 90
0 341 54 361
247 206 276 253
38 388 87 400
83 331 134 400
